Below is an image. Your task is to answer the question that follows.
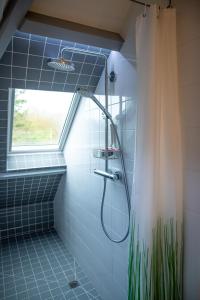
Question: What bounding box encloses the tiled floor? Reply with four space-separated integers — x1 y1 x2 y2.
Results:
0 230 101 300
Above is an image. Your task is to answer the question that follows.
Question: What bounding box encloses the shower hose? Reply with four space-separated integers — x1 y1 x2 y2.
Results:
100 115 131 243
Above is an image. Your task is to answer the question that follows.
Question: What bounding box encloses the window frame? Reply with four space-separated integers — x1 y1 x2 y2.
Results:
7 88 81 154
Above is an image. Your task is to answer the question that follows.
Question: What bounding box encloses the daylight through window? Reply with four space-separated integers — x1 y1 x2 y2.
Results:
9 89 75 152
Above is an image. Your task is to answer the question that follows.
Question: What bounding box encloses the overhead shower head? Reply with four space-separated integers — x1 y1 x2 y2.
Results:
47 57 75 72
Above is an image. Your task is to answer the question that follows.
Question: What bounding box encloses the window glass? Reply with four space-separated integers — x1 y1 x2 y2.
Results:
11 89 73 151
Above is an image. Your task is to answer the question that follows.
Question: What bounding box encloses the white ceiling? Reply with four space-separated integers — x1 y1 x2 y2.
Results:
30 0 132 34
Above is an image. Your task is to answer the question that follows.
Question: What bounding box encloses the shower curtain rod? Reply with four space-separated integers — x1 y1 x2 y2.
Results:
130 0 172 8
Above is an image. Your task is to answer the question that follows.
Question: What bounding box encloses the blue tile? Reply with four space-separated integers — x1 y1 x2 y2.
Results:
0 78 11 89
93 65 104 76
21 78 38 89
85 55 97 64
81 63 94 75
13 37 29 54
14 31 30 39
27 68 41 81
72 53 85 62
67 73 79 84
40 70 54 82
12 79 26 89
31 34 46 43
44 43 60 58
12 67 26 80
12 53 28 67
28 55 43 69
54 72 67 83
0 65 11 77
38 81 52 90
47 37 61 45
78 75 90 86
0 51 12 65
29 40 45 56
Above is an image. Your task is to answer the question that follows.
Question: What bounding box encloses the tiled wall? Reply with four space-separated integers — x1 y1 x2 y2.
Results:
54 14 137 300
0 173 62 239
7 152 66 171
175 0 200 299
0 30 109 172
0 30 109 240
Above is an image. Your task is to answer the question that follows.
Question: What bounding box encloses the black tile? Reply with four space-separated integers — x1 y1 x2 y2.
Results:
81 63 94 75
12 66 26 80
27 68 41 81
29 40 45 56
13 37 29 54
13 52 28 67
28 55 43 69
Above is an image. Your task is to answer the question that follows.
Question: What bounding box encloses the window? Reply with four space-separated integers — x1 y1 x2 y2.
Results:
8 89 79 153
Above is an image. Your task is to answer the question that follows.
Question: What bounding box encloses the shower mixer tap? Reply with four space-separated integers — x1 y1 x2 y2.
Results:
94 169 121 182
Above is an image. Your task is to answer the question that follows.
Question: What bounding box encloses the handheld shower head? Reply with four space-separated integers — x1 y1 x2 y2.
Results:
76 87 94 98
76 88 112 119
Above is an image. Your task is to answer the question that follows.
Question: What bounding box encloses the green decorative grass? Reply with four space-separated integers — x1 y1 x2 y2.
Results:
128 217 183 300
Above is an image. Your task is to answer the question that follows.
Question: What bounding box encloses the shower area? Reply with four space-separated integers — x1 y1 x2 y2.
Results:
0 8 137 297
1 0 199 299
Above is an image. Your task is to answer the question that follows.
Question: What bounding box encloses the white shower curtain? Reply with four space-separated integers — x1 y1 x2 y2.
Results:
128 5 183 300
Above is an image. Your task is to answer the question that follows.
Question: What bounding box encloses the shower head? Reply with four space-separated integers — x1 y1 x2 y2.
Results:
76 87 112 119
76 87 94 98
47 57 75 72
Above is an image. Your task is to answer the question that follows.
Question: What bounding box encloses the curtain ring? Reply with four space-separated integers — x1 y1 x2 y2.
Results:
143 1 147 17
